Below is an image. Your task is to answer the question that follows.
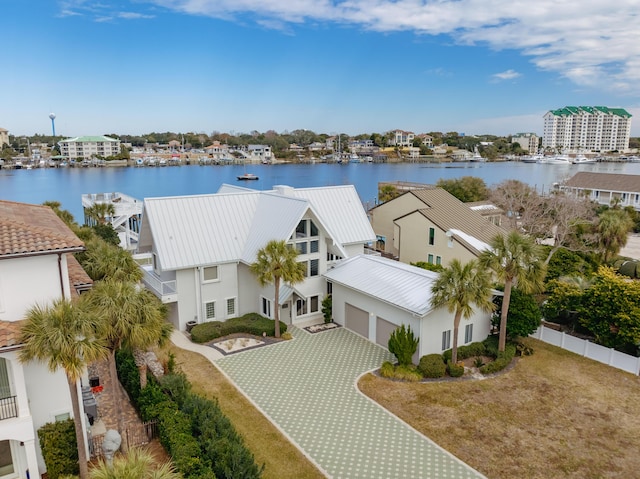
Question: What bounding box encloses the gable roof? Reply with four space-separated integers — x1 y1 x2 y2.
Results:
324 255 438 316
398 189 506 247
142 185 374 271
563 172 640 193
0 201 85 258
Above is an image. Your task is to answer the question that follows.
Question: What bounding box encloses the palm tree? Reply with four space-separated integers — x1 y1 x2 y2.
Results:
90 447 180 479
596 209 634 262
80 238 143 282
82 280 171 449
250 239 306 338
19 299 108 479
430 259 494 363
85 202 115 226
479 231 546 352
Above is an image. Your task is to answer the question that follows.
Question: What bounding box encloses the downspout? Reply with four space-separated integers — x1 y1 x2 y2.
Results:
194 267 202 323
58 253 66 300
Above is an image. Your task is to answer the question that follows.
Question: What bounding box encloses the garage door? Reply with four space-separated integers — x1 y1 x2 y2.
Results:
376 316 397 349
345 303 369 338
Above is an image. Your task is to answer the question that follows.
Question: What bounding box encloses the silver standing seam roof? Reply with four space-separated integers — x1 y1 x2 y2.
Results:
142 185 375 271
324 255 439 317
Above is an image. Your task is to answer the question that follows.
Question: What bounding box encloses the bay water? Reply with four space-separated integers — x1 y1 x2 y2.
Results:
2 161 639 223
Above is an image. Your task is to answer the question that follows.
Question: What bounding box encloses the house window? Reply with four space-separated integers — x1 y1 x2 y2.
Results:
0 359 11 399
310 240 319 253
436 256 442 265
442 330 451 350
0 441 14 477
55 412 71 421
310 295 319 313
262 297 271 318
296 242 308 254
226 298 236 318
296 220 307 238
429 227 435 246
310 220 318 237
310 259 319 277
465 324 473 344
428 254 434 264
296 298 306 316
204 301 216 320
203 266 218 282
327 281 333 295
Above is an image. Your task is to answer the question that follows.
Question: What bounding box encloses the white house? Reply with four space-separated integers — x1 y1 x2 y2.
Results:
134 184 376 332
560 172 640 211
58 135 121 159
324 255 495 362
0 200 93 478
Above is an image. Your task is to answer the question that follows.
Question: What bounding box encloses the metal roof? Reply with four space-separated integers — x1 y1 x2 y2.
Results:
324 255 439 317
142 185 374 271
563 172 640 193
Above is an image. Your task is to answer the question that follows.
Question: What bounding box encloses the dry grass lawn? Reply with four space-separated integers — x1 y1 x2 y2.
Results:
165 345 324 479
359 338 640 479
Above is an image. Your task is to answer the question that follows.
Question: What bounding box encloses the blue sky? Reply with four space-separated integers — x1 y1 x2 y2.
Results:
3 0 639 137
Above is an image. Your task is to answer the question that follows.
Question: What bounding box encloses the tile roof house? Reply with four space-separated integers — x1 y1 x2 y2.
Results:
324 255 497 360
369 188 507 266
134 184 376 332
560 172 640 211
0 200 92 478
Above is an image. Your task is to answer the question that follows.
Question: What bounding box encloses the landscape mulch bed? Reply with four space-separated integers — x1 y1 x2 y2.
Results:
205 333 285 356
303 322 342 334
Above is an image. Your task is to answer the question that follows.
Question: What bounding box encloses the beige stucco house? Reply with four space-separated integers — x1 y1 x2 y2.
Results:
370 187 507 266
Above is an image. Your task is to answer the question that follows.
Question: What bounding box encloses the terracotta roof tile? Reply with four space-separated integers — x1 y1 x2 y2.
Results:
0 201 84 257
67 254 93 298
0 320 24 348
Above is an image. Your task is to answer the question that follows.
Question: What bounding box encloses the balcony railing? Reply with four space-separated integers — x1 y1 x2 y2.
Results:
142 269 177 297
0 396 18 420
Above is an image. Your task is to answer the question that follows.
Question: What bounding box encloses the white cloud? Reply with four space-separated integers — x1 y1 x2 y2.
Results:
118 11 155 19
142 0 640 94
492 69 521 81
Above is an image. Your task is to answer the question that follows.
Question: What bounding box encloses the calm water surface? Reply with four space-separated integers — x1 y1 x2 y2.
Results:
2 161 639 222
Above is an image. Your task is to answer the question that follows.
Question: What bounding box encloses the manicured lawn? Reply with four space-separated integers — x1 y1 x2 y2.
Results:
166 345 324 479
359 338 640 479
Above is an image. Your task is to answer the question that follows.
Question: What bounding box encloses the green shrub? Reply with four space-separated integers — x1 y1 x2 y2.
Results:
480 343 516 374
190 313 287 343
394 364 423 382
281 331 293 340
322 295 333 323
482 335 500 359
379 361 396 378
418 354 446 378
38 419 79 479
388 324 419 366
447 360 465 378
160 372 192 408
443 341 487 362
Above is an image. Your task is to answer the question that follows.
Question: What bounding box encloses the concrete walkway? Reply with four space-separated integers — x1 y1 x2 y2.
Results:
174 326 486 479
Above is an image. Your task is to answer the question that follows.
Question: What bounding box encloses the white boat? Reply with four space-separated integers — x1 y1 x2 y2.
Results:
237 173 259 181
571 154 597 164
135 158 145 167
348 154 361 163
469 147 486 162
522 154 542 163
538 154 571 164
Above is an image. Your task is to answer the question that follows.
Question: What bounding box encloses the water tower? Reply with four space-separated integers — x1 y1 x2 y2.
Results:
49 113 56 137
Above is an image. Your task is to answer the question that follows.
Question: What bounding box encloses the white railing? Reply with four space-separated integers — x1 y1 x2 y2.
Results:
141 270 177 297
531 326 640 375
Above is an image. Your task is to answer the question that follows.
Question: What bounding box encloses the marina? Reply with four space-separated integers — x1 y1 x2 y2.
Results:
2 160 640 222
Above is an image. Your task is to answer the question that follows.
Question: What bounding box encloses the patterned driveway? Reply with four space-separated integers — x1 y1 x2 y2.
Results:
215 326 485 479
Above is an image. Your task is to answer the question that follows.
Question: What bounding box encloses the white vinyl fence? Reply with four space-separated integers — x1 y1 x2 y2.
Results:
531 325 640 375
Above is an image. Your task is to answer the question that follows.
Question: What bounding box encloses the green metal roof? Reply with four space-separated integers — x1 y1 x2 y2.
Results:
549 106 632 118
61 135 119 143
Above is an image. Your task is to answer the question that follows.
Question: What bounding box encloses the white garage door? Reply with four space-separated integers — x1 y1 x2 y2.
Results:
345 303 369 338
376 316 397 349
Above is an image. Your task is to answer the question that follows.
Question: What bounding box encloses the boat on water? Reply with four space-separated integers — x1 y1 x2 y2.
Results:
571 154 597 164
469 147 486 162
521 154 543 163
237 173 259 181
538 154 571 165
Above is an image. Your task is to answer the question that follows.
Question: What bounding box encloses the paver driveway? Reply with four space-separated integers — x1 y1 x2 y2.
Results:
215 326 485 479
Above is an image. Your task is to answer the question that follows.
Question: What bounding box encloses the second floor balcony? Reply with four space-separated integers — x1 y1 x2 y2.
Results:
133 253 178 303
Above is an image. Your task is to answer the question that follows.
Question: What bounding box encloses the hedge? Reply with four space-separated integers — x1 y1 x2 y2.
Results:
190 313 287 343
418 354 446 378
37 419 79 479
117 349 262 478
479 343 516 374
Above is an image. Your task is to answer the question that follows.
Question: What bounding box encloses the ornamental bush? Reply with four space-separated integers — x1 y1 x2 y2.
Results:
38 419 78 479
447 360 465 378
190 313 287 343
388 324 419 366
418 354 446 378
480 343 516 374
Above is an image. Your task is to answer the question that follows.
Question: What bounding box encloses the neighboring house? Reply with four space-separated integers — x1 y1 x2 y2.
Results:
388 130 415 148
560 172 640 211
324 255 495 361
369 187 507 265
511 133 539 153
0 200 93 478
0 128 8 148
82 192 144 250
542 106 632 152
58 135 121 159
466 201 504 227
134 184 376 331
